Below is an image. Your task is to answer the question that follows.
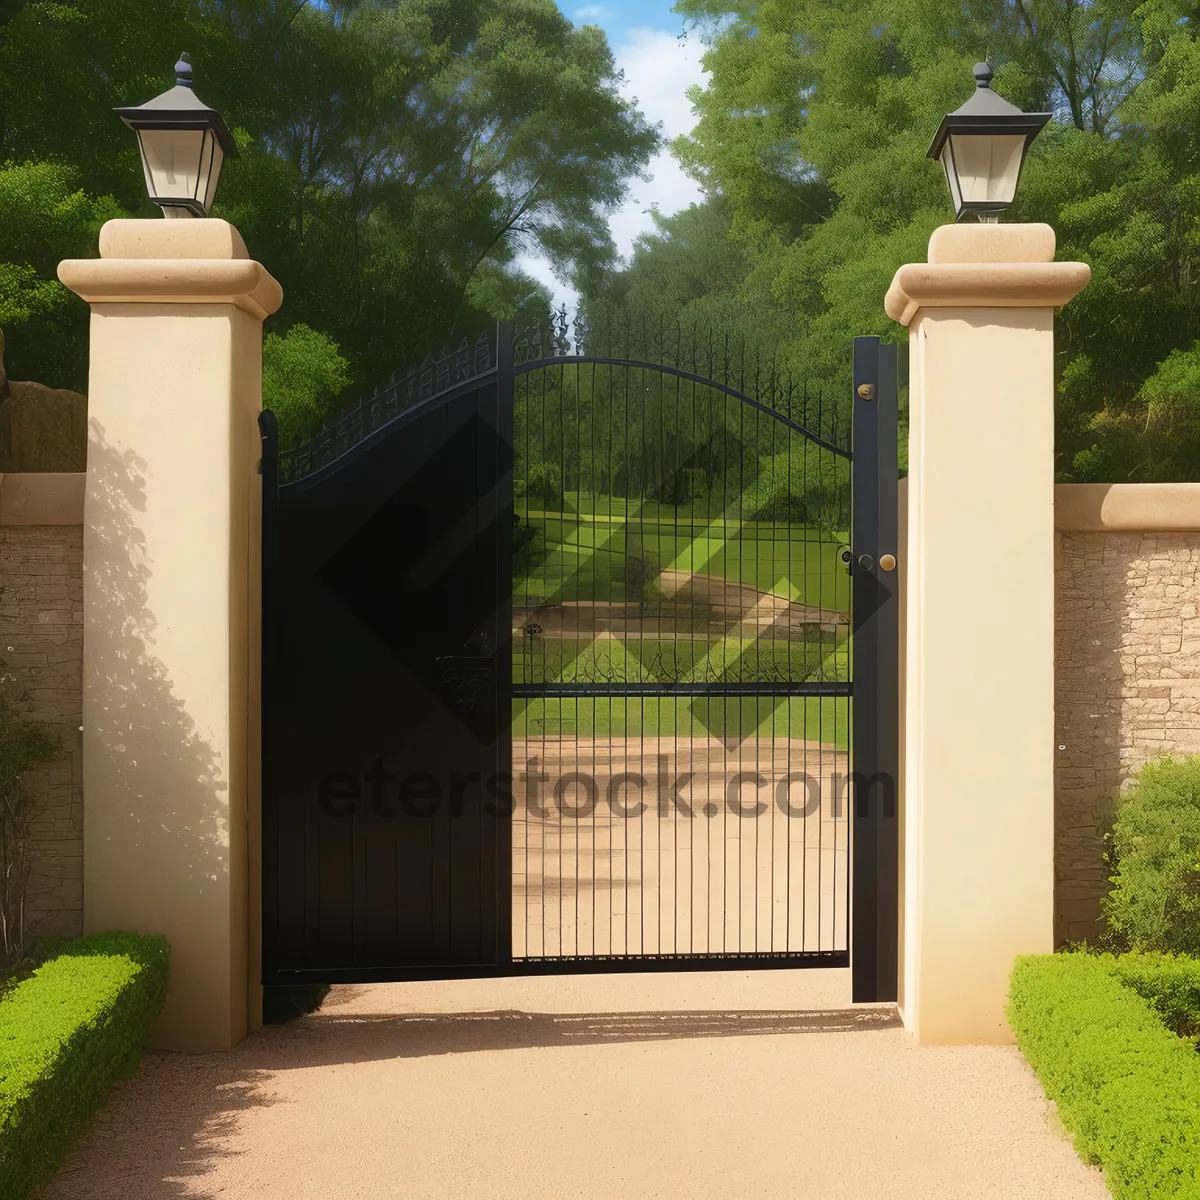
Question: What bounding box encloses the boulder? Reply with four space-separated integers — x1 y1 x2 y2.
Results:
0 330 87 471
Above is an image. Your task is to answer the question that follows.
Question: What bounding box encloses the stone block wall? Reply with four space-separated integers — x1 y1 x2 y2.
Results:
1054 485 1200 947
1 473 1197 956
0 474 85 944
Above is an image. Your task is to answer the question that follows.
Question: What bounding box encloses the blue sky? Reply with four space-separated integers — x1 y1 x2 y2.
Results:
515 1 708 307
571 0 690 42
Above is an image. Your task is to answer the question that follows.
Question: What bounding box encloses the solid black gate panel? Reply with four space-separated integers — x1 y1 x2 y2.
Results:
262 345 510 983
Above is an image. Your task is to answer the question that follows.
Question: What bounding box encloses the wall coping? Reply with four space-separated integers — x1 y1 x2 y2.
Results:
1 474 1193 534
1055 483 1200 532
0 473 85 525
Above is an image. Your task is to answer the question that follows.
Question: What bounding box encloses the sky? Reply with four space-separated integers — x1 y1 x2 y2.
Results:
514 0 709 309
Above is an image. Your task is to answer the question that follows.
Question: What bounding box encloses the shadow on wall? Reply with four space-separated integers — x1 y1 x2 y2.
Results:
82 423 229 974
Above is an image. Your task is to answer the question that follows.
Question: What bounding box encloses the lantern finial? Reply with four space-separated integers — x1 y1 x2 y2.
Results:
175 53 193 89
973 62 994 89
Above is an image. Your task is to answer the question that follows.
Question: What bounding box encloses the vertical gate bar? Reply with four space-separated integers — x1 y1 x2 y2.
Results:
851 336 900 1003
876 342 901 995
496 322 515 969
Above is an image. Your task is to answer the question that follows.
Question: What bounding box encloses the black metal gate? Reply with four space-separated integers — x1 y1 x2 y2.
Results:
260 315 898 999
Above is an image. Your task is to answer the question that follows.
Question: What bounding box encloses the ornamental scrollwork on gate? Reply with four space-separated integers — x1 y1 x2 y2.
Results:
513 303 591 366
277 328 495 485
435 655 496 711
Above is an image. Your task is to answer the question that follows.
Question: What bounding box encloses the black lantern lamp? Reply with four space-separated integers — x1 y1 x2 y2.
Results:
927 62 1050 223
116 53 236 218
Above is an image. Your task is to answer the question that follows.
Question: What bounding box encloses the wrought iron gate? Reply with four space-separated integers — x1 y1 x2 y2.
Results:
260 315 898 1000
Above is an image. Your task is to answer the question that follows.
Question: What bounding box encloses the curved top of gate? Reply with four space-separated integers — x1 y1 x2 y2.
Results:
276 329 497 488
272 305 851 489
513 306 851 460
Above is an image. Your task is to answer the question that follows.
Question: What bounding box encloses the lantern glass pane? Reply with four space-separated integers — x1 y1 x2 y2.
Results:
945 133 1025 206
137 127 206 204
940 143 962 212
195 132 224 214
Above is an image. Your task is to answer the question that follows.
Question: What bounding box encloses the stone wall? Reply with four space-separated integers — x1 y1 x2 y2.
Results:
0 474 85 944
1054 485 1200 947
1 471 1196 955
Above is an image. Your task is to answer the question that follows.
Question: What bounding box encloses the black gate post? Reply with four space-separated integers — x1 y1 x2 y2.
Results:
851 336 900 1003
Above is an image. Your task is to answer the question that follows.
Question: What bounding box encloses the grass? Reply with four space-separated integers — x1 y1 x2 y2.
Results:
513 635 847 688
511 490 852 747
516 492 850 611
513 695 851 751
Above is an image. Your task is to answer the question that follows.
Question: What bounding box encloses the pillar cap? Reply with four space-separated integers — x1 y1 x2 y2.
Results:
98 218 250 261
59 219 282 320
885 223 1089 327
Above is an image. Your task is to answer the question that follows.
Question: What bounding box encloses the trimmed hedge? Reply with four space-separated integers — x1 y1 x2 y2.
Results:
0 932 169 1200
1111 951 1200 1042
1009 953 1200 1200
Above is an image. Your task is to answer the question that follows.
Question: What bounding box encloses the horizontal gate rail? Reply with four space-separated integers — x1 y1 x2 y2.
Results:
512 682 852 698
269 950 850 985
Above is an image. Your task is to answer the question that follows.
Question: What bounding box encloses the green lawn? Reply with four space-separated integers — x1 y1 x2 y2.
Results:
511 491 852 748
516 491 850 612
514 635 848 688
513 695 851 752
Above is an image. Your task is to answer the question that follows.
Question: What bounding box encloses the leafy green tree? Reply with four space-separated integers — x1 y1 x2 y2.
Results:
612 0 1200 481
0 162 122 387
0 0 657 415
261 323 351 445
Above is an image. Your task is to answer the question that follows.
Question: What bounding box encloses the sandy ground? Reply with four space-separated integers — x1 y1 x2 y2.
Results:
513 736 849 958
42 970 1109 1200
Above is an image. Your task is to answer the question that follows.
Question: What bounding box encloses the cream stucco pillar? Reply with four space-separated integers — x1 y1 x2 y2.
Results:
886 224 1089 1044
59 220 281 1052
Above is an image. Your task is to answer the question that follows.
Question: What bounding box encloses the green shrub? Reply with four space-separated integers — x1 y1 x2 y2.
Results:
517 460 563 506
1009 952 1200 1200
1110 951 1200 1041
0 659 63 969
262 323 351 447
0 932 168 1200
1104 756 1200 955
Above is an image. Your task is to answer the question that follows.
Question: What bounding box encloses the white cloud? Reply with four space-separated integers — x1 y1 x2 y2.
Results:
573 5 616 21
514 26 708 311
608 27 706 262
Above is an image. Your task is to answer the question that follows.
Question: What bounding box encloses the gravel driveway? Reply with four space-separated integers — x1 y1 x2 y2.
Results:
42 970 1109 1200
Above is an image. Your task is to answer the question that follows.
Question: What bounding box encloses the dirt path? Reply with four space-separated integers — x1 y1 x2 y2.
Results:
514 569 849 639
43 971 1109 1200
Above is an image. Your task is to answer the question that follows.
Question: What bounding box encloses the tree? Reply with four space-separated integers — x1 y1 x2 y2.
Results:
626 0 1200 481
261 323 351 445
0 0 657 438
0 162 122 387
